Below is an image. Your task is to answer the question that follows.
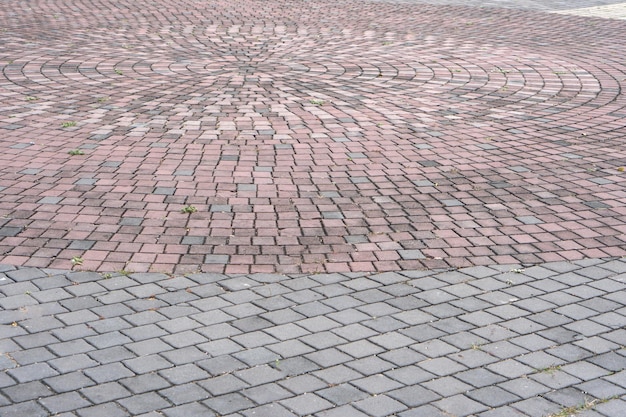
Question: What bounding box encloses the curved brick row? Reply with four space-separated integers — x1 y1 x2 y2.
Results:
0 0 625 274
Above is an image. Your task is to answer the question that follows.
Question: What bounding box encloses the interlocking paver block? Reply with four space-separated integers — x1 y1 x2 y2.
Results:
280 393 333 415
44 372 95 393
79 402 128 417
434 394 490 416
7 362 59 383
203 392 255 415
117 392 170 415
2 381 52 402
83 363 134 383
0 401 49 417
161 402 216 417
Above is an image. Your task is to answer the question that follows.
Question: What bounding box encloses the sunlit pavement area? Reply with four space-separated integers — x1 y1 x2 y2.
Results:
0 0 625 416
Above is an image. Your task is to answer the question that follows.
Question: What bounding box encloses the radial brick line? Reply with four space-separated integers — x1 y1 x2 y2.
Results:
0 0 625 276
0 259 625 416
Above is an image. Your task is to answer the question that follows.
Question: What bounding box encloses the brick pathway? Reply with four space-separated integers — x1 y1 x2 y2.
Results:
1 259 625 416
1 0 626 416
0 0 624 275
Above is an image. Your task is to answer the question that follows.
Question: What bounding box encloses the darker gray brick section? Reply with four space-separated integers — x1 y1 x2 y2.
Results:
0 257 624 417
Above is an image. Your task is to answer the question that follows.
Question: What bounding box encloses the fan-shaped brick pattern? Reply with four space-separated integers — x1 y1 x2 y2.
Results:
0 0 625 274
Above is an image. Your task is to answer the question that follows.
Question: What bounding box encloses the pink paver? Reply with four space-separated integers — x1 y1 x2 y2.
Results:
0 0 625 274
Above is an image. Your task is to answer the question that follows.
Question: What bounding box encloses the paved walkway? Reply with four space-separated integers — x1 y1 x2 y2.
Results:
1 0 625 275
0 0 625 416
0 259 625 417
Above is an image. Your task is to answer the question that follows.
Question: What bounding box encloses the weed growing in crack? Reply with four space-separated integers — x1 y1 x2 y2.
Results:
181 205 198 214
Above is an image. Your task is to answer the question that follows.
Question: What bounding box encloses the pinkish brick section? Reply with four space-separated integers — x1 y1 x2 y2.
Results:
0 0 625 274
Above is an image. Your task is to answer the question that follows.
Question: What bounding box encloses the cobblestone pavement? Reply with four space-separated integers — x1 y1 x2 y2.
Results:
1 0 626 416
386 0 626 12
0 259 625 417
1 0 625 275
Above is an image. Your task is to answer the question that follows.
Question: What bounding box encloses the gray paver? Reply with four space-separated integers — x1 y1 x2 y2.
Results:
203 392 255 414
117 392 170 415
0 260 625 417
162 402 216 417
80 382 131 404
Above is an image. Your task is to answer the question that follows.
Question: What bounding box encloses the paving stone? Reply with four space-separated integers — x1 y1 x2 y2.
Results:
314 364 364 385
588 352 626 372
10 346 56 365
203 392 255 415
280 392 333 415
274 356 319 376
337 339 385 358
412 339 460 358
317 383 369 406
161 329 208 348
2 381 53 402
277 374 327 395
80 382 132 403
159 383 210 405
400 324 446 342
575 378 626 398
575 336 621 354
487 359 535 379
543 386 593 408
455 368 507 388
242 403 297 417
417 357 467 377
44 371 95 393
498 377 552 398
353 394 408 417
423 376 473 397
466 386 520 407
126 338 175 356
161 402 216 417
388 385 441 407
120 373 171 394
7 362 59 382
434 394 489 416
241 383 292 404
75 402 129 417
475 406 528 417
87 346 135 364
0 401 49 417
593 397 626 417
124 354 173 374
560 361 611 381
316 404 370 417
84 317 132 334
13 332 59 349
39 392 91 414
117 392 170 415
452 348 499 368
197 356 247 376
511 397 563 417
267 339 315 358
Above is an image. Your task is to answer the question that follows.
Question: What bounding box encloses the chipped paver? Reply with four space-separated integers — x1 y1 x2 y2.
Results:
1 0 625 275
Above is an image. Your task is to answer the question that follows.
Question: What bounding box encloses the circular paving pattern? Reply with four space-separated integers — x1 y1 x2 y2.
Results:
0 0 625 274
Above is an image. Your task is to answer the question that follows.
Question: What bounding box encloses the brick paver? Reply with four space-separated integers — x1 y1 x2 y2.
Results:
1 0 626 416
1 0 625 275
0 258 624 416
